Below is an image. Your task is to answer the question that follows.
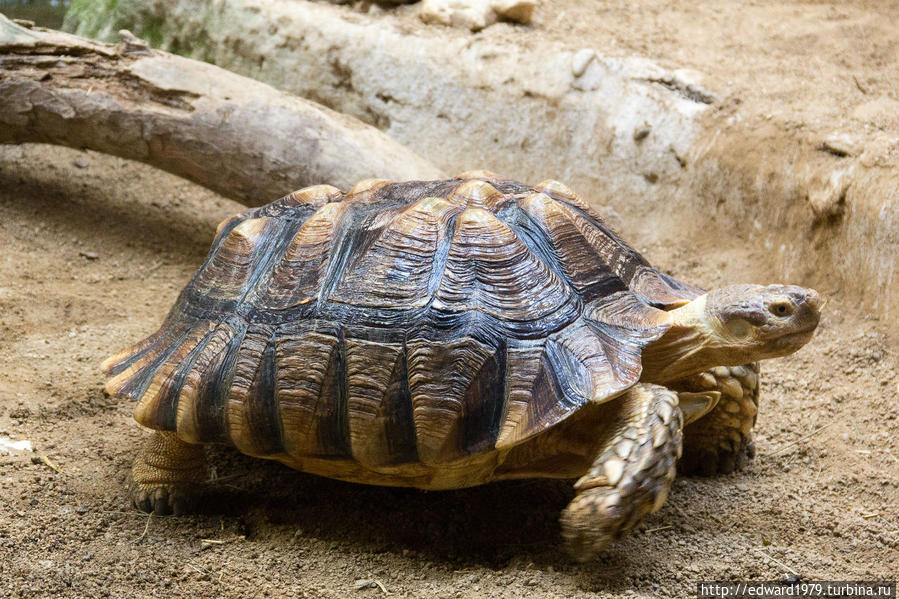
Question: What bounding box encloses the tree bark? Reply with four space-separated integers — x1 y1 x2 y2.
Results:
0 15 444 206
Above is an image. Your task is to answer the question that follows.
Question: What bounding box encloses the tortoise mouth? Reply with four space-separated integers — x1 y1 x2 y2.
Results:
771 324 817 352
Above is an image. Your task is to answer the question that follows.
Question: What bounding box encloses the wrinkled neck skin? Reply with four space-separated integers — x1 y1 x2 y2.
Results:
640 296 726 384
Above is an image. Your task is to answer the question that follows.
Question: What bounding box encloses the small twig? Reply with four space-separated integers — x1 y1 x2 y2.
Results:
861 513 880 519
200 535 245 546
644 525 673 534
853 75 868 94
767 422 835 457
849 416 862 443
39 455 61 473
355 579 389 594
752 548 799 576
186 561 213 576
136 513 152 542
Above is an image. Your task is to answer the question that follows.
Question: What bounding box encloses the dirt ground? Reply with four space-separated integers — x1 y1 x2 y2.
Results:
1 1 898 597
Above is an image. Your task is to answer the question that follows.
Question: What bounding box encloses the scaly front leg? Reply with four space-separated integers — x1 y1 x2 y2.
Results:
560 384 683 561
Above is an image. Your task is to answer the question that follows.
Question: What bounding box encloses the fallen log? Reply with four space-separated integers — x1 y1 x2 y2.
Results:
0 15 444 205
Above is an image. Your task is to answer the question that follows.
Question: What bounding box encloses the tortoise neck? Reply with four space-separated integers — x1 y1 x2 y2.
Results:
640 296 716 384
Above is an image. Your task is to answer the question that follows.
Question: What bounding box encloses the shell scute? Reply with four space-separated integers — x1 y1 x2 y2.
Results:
345 339 417 466
432 208 577 327
446 180 508 212
407 336 504 464
256 202 346 310
225 325 283 456
328 197 456 310
274 328 349 458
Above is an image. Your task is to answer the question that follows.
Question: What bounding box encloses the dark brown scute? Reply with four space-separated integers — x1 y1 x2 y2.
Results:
190 321 243 443
273 325 348 457
254 203 346 311
512 193 629 303
345 339 417 466
147 327 219 431
105 322 195 399
406 336 504 464
328 198 451 310
227 326 284 456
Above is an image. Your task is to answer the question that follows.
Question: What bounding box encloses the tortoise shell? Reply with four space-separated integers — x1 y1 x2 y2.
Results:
103 174 702 467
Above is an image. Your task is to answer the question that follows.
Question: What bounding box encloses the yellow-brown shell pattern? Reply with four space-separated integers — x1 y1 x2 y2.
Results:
103 175 701 465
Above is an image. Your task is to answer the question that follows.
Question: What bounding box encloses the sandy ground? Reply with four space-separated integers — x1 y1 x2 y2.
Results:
0 142 896 598
1 1 899 597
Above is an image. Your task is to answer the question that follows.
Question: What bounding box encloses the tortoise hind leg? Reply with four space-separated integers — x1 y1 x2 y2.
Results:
675 363 759 476
131 431 206 515
560 384 682 561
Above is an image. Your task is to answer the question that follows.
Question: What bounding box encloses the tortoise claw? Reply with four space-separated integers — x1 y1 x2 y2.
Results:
130 481 201 516
678 434 754 476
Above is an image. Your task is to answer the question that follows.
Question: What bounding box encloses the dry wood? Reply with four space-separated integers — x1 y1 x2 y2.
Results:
0 15 443 205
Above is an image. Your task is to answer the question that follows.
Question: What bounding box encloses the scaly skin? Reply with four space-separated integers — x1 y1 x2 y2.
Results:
676 363 760 475
560 384 683 561
131 431 206 515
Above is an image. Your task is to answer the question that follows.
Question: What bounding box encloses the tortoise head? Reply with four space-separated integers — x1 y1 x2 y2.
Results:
641 284 823 383
704 284 822 358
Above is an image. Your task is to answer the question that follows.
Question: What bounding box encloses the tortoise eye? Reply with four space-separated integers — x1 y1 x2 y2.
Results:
769 302 793 317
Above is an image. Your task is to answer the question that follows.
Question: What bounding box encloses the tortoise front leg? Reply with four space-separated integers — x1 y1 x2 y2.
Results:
560 384 683 561
675 363 760 476
131 431 206 515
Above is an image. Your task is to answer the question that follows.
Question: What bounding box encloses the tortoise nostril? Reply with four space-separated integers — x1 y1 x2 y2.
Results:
803 289 823 312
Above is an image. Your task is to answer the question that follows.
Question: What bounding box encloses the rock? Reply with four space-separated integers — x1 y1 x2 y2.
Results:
819 133 860 157
64 0 708 206
420 0 495 31
492 0 536 24
419 0 535 30
571 49 603 91
0 437 33 453
806 167 853 219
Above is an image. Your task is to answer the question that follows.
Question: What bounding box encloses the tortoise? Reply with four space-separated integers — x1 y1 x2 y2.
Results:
102 173 822 560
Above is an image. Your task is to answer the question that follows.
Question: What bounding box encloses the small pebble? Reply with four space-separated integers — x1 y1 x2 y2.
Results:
74 160 89 169
633 125 652 141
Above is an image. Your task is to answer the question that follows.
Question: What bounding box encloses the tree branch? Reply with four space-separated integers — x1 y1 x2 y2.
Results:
0 15 444 205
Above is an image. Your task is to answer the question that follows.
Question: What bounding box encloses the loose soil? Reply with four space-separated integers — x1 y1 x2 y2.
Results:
1 1 898 597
